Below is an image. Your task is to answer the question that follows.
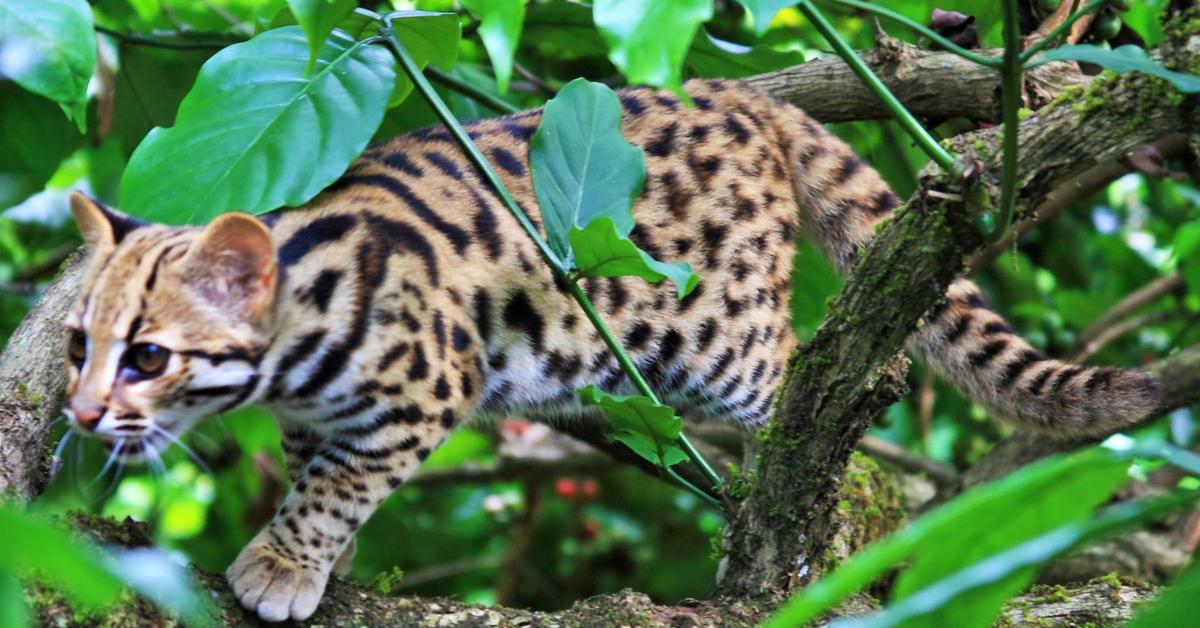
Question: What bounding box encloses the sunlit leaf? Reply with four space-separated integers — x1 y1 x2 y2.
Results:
288 0 357 70
592 0 712 92
386 11 462 107
833 491 1200 628
107 547 219 626
578 385 687 468
1030 44 1200 93
764 447 1132 627
0 572 28 628
461 0 525 92
0 508 123 608
120 27 395 223
732 0 796 36
570 218 698 299
0 0 95 130
686 30 806 78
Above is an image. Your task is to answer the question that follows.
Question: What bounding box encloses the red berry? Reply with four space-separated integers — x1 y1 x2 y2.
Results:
555 478 578 499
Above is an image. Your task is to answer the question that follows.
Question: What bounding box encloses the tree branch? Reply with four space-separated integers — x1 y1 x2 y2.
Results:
745 39 1087 123
719 30 1200 600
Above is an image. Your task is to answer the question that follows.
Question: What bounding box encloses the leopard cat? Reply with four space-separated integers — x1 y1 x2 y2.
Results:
62 79 1160 621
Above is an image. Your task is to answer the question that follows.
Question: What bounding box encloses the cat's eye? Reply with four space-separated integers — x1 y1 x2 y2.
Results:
123 343 171 378
66 330 86 367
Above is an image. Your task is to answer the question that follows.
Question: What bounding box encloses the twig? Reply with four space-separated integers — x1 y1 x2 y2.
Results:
513 62 558 96
426 67 519 115
1023 0 1104 61
94 25 236 50
1072 311 1182 363
13 245 75 283
406 452 614 488
1073 272 1185 351
797 0 964 177
857 435 959 487
968 134 1192 273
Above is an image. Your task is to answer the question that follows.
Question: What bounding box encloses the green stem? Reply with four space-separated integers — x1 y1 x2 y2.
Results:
816 0 1002 68
797 0 963 178
994 0 1024 241
426 67 521 115
568 283 724 489
1020 0 1108 62
379 17 725 497
667 468 723 509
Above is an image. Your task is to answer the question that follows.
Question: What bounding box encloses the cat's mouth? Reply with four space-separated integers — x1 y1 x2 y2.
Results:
98 423 185 464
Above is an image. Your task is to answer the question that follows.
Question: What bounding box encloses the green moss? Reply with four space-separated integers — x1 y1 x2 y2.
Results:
1017 107 1034 121
369 566 406 596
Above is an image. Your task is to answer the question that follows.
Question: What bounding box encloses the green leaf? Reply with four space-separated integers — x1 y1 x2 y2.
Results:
461 0 525 93
1175 221 1200 296
287 0 357 70
732 0 794 36
119 27 395 223
1030 44 1200 93
686 30 806 79
111 44 215 158
386 11 463 108
578 385 687 468
0 507 123 608
0 0 95 131
838 491 1200 628
0 81 84 187
531 78 646 265
592 0 712 92
0 571 28 628
523 0 607 60
570 218 698 299
764 447 1132 627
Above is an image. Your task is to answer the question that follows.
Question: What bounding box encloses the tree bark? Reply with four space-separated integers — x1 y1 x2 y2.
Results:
718 30 1200 601
0 251 86 500
745 39 1087 123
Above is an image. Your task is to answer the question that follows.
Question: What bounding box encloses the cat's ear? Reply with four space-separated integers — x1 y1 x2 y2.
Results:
183 212 278 322
69 191 145 248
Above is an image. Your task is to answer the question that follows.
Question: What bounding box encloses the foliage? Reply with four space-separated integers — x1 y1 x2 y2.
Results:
1 0 1200 623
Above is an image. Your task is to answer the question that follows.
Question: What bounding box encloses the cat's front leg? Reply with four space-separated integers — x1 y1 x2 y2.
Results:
226 423 443 622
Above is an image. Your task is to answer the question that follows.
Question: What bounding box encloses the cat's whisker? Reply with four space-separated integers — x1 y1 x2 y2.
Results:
48 430 73 481
152 424 213 477
97 455 127 502
87 439 124 489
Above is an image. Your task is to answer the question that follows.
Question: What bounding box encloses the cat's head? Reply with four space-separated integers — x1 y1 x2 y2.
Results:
63 193 278 460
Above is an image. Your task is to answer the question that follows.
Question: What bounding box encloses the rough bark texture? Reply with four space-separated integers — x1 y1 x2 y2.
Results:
0 251 86 500
745 39 1088 123
718 30 1200 601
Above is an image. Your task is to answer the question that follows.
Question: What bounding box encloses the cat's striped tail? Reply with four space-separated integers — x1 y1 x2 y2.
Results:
775 98 1161 436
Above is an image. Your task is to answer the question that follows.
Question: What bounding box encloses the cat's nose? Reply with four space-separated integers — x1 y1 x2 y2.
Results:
69 404 105 431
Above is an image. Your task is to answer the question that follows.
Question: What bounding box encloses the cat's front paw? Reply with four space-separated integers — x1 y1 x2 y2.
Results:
226 540 328 622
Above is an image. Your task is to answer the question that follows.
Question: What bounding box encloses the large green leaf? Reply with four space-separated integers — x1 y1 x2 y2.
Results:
385 11 462 107
523 0 607 60
578 385 687 468
288 0 357 70
686 30 806 79
461 0 525 93
0 508 123 608
119 27 395 223
570 218 698 299
530 78 646 265
732 0 795 36
0 82 84 187
0 572 28 628
0 0 95 130
592 0 712 91
834 491 1200 628
111 44 215 158
1030 44 1200 93
764 447 1133 627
